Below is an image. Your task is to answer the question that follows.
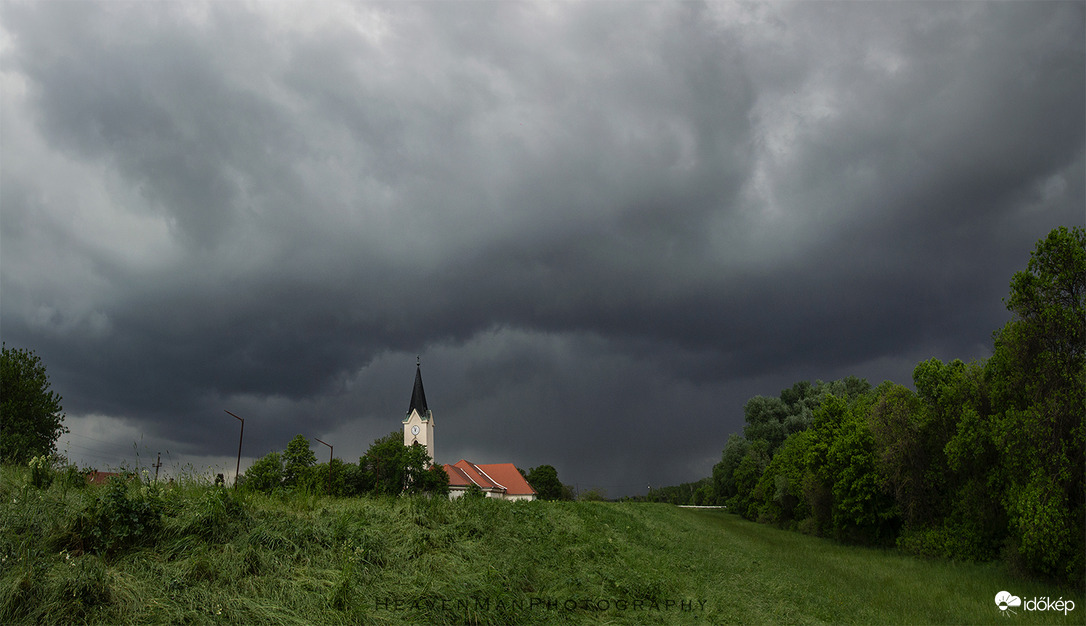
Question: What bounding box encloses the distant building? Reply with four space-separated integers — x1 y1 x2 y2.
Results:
443 459 537 501
402 359 435 462
85 471 121 485
401 360 536 501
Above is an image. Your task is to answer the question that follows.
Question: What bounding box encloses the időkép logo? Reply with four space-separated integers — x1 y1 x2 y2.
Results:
994 590 1074 616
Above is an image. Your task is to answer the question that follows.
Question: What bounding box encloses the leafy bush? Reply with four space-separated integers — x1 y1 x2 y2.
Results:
462 483 486 500
241 451 284 492
66 477 166 556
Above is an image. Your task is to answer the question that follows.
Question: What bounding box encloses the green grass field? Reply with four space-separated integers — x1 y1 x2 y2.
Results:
1 467 1080 625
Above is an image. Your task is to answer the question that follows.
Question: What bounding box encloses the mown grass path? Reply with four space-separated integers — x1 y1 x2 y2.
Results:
659 509 1080 625
1 472 1080 625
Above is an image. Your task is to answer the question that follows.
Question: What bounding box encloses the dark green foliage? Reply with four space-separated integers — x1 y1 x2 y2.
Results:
241 451 284 492
577 487 608 501
282 434 316 487
525 464 570 501
707 226 1085 586
310 458 350 496
242 431 447 498
711 434 749 504
0 344 67 465
403 442 450 497
914 358 1005 561
731 439 770 518
67 476 167 556
360 431 410 497
868 383 930 528
988 226 1085 584
820 395 898 544
742 377 871 456
632 477 713 505
750 430 812 526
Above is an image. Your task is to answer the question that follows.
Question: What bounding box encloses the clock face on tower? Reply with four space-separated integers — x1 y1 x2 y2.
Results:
411 425 420 435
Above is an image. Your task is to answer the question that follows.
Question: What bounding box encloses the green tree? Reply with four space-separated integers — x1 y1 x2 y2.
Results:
743 396 788 452
578 488 607 502
824 394 898 544
311 458 351 496
731 439 770 518
750 430 813 526
358 431 448 496
803 393 897 543
525 465 566 501
908 358 1004 561
869 383 924 526
341 461 371 496
283 434 317 487
988 226 1085 584
712 434 750 504
402 442 449 496
361 432 408 496
242 451 284 492
1 344 67 465
742 377 871 457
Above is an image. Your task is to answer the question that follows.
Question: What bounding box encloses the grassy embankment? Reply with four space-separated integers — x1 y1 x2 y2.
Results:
1 466 1080 625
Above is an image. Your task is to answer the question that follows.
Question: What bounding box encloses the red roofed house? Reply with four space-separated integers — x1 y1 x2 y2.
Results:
402 361 536 501
85 471 121 485
443 459 537 501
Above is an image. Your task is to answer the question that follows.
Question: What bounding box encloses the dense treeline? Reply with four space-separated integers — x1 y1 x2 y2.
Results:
709 227 1084 586
623 478 715 505
241 431 450 498
241 435 576 501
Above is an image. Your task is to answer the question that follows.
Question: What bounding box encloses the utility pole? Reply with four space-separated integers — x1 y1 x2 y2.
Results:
224 410 245 490
315 438 333 494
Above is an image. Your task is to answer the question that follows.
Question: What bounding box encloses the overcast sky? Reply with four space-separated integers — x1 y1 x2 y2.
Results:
1 1 1082 496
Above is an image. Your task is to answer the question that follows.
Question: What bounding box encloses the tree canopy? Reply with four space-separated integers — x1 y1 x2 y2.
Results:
241 431 448 498
283 434 317 487
1 344 67 465
707 226 1085 586
359 431 448 497
524 464 573 501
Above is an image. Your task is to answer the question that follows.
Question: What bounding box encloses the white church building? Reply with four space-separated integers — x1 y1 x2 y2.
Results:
402 361 536 501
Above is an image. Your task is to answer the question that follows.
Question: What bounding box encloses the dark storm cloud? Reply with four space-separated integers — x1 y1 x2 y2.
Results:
1 1 1081 493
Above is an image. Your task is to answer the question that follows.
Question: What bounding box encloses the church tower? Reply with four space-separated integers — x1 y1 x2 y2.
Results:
402 358 435 463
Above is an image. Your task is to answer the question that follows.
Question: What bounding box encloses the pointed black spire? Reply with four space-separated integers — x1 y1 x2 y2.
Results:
408 359 429 416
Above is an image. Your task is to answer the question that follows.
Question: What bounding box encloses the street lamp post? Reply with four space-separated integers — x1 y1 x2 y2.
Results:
315 438 332 494
224 410 245 490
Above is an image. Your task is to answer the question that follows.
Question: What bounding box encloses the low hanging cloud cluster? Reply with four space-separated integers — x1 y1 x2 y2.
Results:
1 1 1082 494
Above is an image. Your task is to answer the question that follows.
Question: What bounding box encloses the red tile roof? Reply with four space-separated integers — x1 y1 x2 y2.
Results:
85 471 121 485
443 460 536 496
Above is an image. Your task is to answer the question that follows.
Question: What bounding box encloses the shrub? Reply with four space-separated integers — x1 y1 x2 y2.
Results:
242 452 284 493
462 483 486 500
79 477 165 556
